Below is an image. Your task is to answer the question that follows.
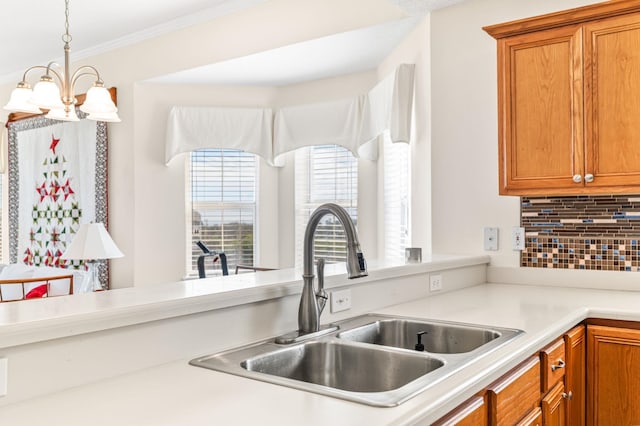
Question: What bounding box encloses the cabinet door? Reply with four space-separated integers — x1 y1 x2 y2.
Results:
587 325 640 425
584 14 640 190
542 381 567 426
564 325 585 426
497 25 583 195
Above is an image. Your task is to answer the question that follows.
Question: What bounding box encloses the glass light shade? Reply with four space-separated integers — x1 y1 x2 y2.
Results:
46 107 80 122
3 87 42 113
60 222 124 261
86 110 121 122
30 79 65 110
80 86 117 114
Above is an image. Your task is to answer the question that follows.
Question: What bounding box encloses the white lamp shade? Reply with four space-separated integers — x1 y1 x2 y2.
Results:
80 86 117 114
86 110 121 122
4 87 42 113
46 107 80 122
30 79 64 110
61 222 124 260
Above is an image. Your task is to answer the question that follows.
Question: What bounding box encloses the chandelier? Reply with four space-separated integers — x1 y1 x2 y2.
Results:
3 0 120 122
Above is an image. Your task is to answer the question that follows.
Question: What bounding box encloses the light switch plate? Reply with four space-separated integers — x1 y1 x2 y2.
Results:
0 358 7 397
512 226 526 250
330 289 352 313
484 227 499 251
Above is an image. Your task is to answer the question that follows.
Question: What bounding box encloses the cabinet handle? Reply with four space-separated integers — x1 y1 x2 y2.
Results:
551 359 565 371
572 174 582 183
585 173 594 183
562 391 573 400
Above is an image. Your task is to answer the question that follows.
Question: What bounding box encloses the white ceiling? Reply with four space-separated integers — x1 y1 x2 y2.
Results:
0 0 267 82
148 17 421 86
1 0 465 86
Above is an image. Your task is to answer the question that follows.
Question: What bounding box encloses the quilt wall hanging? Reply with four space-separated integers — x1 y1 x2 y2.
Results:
7 115 109 288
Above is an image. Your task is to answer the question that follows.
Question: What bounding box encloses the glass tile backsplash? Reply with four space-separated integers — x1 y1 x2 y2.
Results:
521 195 640 271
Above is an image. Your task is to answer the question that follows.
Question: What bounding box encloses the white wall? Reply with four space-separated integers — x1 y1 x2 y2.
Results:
0 0 407 287
429 0 602 268
3 0 616 288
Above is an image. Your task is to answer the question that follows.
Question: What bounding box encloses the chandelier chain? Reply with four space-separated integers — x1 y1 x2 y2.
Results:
62 0 72 44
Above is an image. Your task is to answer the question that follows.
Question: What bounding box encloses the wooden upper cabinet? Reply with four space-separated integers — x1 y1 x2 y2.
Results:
497 26 583 195
485 1 640 195
584 14 640 189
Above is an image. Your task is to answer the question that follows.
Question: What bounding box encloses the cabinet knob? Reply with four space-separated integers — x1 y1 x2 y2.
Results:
551 359 566 371
585 173 594 183
572 174 582 183
562 391 573 400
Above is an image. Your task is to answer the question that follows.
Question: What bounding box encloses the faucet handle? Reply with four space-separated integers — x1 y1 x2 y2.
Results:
317 258 325 284
316 258 328 312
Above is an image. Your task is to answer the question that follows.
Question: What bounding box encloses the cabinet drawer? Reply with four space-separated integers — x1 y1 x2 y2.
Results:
487 356 541 425
541 338 566 393
432 395 487 426
516 407 542 426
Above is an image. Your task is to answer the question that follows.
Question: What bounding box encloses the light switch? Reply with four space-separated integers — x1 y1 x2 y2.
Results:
512 227 526 250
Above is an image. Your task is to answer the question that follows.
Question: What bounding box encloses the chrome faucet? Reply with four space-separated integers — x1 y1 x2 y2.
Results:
298 203 368 334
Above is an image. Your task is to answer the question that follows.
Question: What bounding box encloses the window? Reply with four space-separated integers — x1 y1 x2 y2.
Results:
383 135 411 261
295 145 358 267
189 149 256 276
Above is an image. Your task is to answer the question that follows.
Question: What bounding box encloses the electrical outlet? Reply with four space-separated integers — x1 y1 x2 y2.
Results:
330 289 352 313
0 358 7 397
512 226 526 250
429 275 443 292
484 227 499 251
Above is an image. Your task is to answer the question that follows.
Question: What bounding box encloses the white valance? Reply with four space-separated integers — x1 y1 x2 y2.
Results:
164 64 415 166
272 63 415 163
165 106 273 165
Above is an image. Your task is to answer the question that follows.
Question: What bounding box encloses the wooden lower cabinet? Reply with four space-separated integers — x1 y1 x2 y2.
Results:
587 325 640 426
517 408 542 426
542 382 567 426
433 322 640 426
487 356 541 425
564 325 585 426
432 395 487 426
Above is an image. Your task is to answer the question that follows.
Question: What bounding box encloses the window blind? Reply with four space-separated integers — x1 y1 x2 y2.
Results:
383 134 410 261
189 149 256 276
295 145 358 267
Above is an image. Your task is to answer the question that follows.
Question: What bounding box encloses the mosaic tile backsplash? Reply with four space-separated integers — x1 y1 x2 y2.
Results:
521 195 640 271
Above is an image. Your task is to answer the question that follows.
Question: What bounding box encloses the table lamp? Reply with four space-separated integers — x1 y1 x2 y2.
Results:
61 222 123 292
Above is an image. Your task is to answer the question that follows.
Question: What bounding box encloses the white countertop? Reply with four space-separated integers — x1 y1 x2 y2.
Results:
2 282 640 425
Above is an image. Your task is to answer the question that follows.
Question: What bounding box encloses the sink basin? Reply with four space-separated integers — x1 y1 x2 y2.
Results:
337 319 501 353
190 314 523 407
241 340 444 392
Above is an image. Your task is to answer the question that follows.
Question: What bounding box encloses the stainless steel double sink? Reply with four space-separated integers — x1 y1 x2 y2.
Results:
190 314 523 407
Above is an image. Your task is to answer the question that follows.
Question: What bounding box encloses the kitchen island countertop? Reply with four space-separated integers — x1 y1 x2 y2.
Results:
1 282 638 425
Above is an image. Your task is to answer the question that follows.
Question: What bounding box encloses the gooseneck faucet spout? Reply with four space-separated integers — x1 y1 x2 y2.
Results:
298 203 368 334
